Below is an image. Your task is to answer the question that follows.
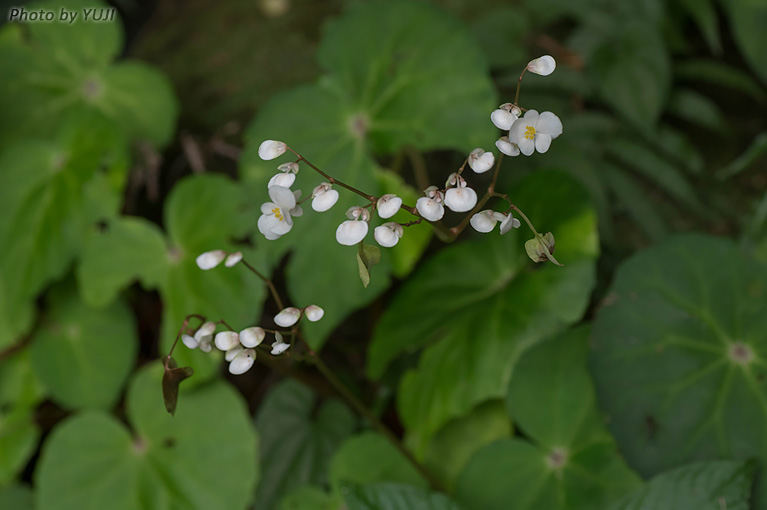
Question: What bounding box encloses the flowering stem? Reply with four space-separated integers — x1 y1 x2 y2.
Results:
508 204 539 237
287 147 377 203
448 153 506 238
167 314 205 359
241 259 285 310
514 67 527 106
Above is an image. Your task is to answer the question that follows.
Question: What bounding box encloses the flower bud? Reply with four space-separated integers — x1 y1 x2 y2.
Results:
416 187 445 221
214 331 240 351
229 349 256 375
377 194 402 219
470 210 499 233
196 250 227 270
527 55 556 76
225 252 243 267
336 220 369 246
271 332 290 355
490 104 519 131
374 222 404 248
240 327 266 348
181 334 199 349
274 307 301 327
194 321 216 341
311 183 340 212
258 140 287 160
525 232 557 263
304 305 325 322
225 345 244 362
499 213 521 235
268 172 295 188
495 136 520 157
468 148 495 174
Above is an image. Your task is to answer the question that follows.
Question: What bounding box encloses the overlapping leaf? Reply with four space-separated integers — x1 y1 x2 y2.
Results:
239 0 496 349
342 482 462 510
367 171 598 454
590 234 767 507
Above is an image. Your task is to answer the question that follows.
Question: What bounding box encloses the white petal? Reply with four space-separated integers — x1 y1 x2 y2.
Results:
229 349 256 375
182 334 199 349
268 172 296 188
268 185 297 210
258 214 283 240
527 55 556 76
522 109 540 125
195 321 217 338
336 220 369 246
470 210 498 233
225 345 244 362
271 341 290 355
517 137 535 156
258 140 287 160
278 162 299 174
495 137 520 157
416 197 445 221
499 214 521 235
304 305 324 322
259 212 291 238
469 149 495 173
377 194 402 219
239 327 265 348
274 307 301 327
214 331 240 351
535 133 552 154
199 339 213 353
225 252 243 267
261 201 277 214
290 204 303 217
508 118 529 145
195 250 226 270
490 109 516 130
444 187 478 212
374 223 403 247
312 189 339 212
536 112 563 138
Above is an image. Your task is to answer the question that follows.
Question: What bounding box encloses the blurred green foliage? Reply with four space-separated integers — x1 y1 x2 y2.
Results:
0 0 766 508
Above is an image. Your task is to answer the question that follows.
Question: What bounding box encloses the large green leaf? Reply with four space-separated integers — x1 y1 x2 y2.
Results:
590 234 767 507
254 380 357 509
0 484 34 510
77 216 169 308
29 286 137 410
721 0 767 86
453 327 640 510
159 174 266 381
367 171 598 454
239 0 496 349
342 482 462 510
0 0 176 146
605 460 755 510
35 363 258 510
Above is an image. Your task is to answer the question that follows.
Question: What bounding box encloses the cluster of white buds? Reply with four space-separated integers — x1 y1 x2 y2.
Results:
181 304 325 374
196 250 244 270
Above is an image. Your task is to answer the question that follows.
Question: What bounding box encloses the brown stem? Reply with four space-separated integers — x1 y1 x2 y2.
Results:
241 259 284 310
287 147 376 203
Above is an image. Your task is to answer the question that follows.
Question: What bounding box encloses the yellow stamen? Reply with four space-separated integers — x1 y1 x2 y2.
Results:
272 207 284 221
524 126 536 140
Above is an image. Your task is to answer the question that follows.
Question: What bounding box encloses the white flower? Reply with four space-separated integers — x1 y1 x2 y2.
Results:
304 305 324 322
274 307 301 327
196 250 226 270
214 331 240 351
416 186 445 221
444 174 477 213
468 149 495 174
527 55 556 76
225 252 243 267
258 185 297 240
490 103 521 130
271 332 290 355
258 140 287 160
377 194 402 219
181 334 198 349
311 183 339 212
336 206 370 246
374 222 404 247
193 321 216 352
239 327 265 348
225 345 243 362
229 349 256 375
509 110 563 156
267 162 299 188
495 136 520 157
499 213 521 235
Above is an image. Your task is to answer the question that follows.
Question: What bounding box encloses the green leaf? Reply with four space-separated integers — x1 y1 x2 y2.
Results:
454 327 640 510
368 171 599 454
721 0 767 85
239 0 496 349
0 406 40 485
603 163 668 241
357 243 382 288
279 485 342 510
35 363 259 510
604 460 755 510
331 432 427 490
77 216 169 307
422 400 511 491
160 174 266 382
254 380 357 509
0 350 45 410
29 286 137 410
667 89 726 131
718 132 767 179
0 276 33 350
675 0 721 54
675 59 766 104
590 234 767 507
342 482 462 510
590 22 671 130
0 484 34 510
